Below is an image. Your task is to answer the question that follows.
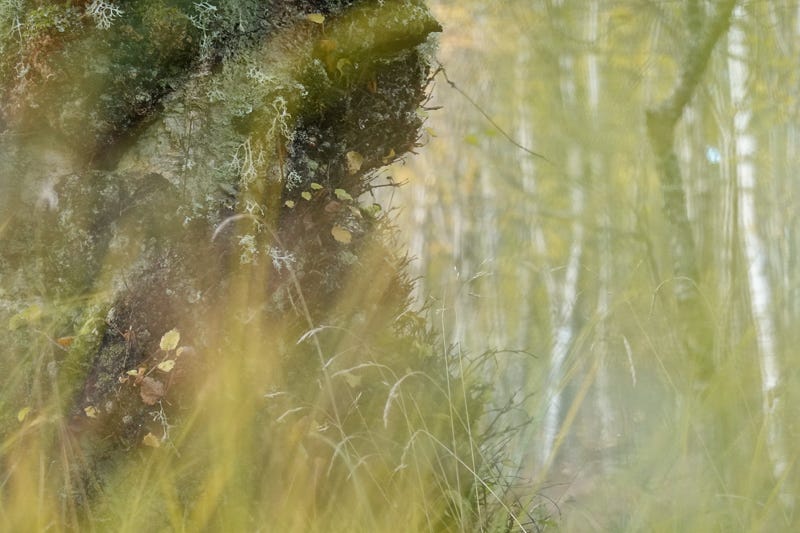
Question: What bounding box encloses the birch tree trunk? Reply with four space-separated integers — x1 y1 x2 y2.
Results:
584 0 616 462
539 46 585 467
727 4 789 483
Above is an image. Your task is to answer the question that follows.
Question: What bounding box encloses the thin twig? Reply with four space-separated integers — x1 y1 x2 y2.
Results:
436 62 551 163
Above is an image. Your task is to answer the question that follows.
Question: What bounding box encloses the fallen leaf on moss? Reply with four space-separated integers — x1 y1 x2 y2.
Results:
160 328 180 351
331 225 352 244
142 432 161 448
140 377 165 405
306 13 325 24
56 336 74 348
84 406 99 419
381 148 396 164
334 188 353 201
17 407 31 422
284 200 296 208
345 151 363 174
157 360 176 373
337 57 353 76
310 182 323 190
301 191 312 201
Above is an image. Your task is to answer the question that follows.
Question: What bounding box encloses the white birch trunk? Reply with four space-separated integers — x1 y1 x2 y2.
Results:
585 0 615 459
540 144 585 467
408 161 430 306
512 43 583 470
502 41 559 474
595 183 616 461
450 161 469 345
728 5 788 481
479 165 502 347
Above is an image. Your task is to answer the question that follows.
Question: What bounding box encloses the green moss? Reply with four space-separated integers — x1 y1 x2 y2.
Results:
0 1 484 528
56 305 109 402
22 3 85 34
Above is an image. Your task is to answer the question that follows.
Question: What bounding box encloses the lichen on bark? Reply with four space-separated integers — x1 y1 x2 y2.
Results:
0 2 479 529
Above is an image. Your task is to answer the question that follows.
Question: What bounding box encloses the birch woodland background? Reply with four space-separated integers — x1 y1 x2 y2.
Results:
392 0 800 529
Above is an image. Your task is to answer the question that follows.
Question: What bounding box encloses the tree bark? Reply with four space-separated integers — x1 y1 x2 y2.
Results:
727 3 789 484
645 0 737 381
0 2 487 528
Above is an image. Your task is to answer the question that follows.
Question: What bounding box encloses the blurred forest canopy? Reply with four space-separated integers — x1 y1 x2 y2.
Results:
0 1 501 531
394 0 800 529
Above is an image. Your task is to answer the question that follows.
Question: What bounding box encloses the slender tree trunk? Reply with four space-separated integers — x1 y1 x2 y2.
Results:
595 208 615 455
478 164 503 347
727 4 789 483
645 0 737 382
540 147 584 468
507 39 552 473
407 160 431 305
584 0 615 464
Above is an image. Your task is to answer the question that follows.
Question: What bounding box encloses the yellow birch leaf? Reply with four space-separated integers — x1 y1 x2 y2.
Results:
284 200 296 208
306 13 325 24
334 188 353 201
17 407 32 422
142 432 161 448
84 406 98 419
310 182 323 190
301 191 312 201
331 225 352 244
157 360 176 373
336 58 352 76
159 328 180 351
381 148 396 164
345 151 363 174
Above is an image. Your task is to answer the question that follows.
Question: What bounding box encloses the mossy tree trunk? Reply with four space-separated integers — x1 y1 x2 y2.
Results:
645 0 737 383
0 2 482 530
